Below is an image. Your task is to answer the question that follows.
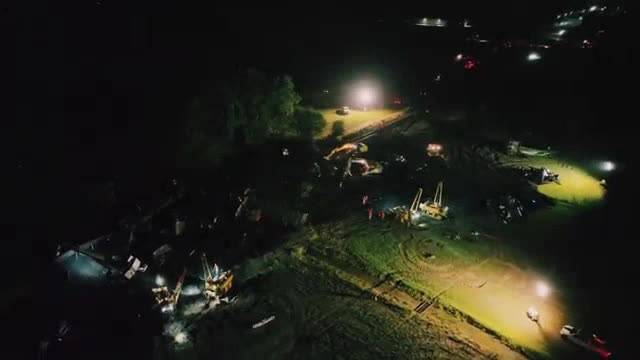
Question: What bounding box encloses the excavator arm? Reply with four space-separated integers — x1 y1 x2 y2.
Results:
324 143 368 160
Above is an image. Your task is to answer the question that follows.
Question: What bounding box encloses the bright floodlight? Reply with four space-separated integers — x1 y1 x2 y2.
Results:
601 161 615 171
527 52 541 61
536 281 551 297
155 275 165 286
557 29 566 36
358 88 374 105
455 53 463 61
589 5 598 12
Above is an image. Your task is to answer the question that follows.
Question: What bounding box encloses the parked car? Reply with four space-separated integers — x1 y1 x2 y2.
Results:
336 106 350 115
560 325 612 359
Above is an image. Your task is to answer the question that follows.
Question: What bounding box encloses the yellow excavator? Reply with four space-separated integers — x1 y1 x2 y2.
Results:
201 253 233 301
152 268 187 312
324 143 368 160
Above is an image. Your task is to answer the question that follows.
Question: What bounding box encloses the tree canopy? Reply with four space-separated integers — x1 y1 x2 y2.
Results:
180 69 325 165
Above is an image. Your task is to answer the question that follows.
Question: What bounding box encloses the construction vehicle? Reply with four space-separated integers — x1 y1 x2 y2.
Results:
324 143 368 160
422 181 448 220
201 253 233 302
344 158 384 177
152 268 187 312
407 182 448 224
336 106 350 115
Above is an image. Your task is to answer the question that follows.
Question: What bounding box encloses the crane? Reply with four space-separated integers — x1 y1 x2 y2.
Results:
399 187 423 226
423 181 448 220
201 253 233 301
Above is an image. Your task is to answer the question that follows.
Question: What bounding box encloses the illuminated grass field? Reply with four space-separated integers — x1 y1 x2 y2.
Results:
322 218 568 358
502 157 605 203
174 246 527 360
318 108 405 137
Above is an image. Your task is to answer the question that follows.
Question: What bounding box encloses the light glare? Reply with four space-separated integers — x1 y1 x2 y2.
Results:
359 88 374 104
527 52 541 61
601 161 615 171
536 281 551 297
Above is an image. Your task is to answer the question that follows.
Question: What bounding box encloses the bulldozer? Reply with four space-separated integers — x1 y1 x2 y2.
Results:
324 143 368 160
152 268 187 313
422 181 448 220
201 253 233 302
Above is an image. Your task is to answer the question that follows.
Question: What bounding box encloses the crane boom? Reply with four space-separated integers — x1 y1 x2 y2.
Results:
433 182 443 206
411 188 423 212
201 253 212 282
173 268 187 306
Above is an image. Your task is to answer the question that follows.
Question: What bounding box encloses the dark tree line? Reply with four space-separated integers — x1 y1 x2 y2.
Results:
180 69 325 165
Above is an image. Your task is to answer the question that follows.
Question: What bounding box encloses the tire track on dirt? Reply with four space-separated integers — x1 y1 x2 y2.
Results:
301 250 525 360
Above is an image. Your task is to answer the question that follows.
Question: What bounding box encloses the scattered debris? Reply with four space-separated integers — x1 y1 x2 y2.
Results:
175 217 187 236
487 195 525 224
124 256 147 279
394 154 407 163
152 244 172 266
252 315 276 329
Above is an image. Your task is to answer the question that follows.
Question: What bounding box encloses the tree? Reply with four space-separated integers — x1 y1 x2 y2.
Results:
181 69 313 166
330 120 345 138
225 70 301 144
293 107 326 139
